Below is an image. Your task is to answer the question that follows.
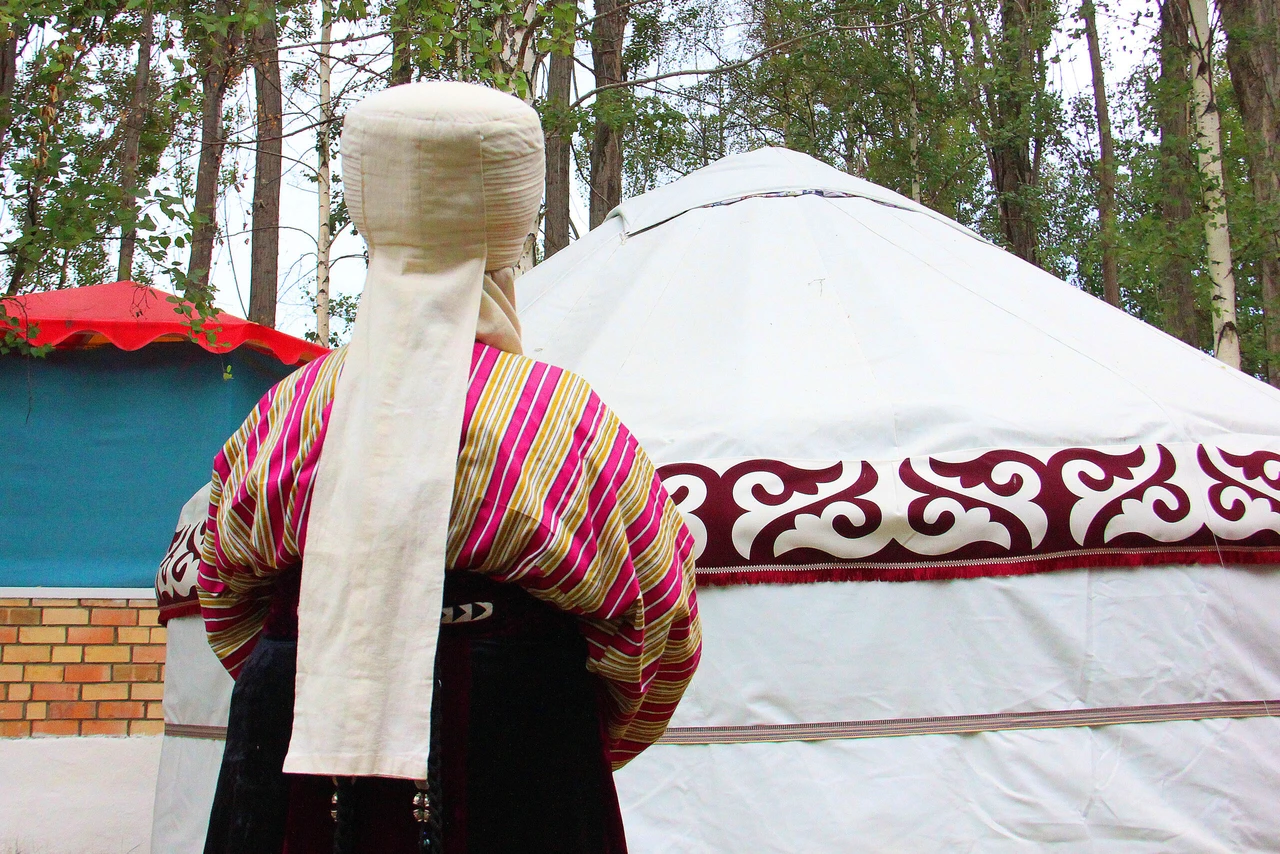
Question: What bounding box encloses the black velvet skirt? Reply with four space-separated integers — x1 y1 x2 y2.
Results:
203 572 628 854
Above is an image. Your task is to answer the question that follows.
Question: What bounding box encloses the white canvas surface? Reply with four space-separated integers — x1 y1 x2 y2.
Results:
611 564 1280 851
617 716 1280 853
0 736 161 854
519 151 1280 466
149 615 234 854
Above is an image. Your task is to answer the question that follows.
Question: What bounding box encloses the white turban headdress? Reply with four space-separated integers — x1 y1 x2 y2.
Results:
286 82 545 779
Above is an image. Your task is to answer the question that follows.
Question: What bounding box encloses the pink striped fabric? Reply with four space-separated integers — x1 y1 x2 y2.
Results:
199 342 701 767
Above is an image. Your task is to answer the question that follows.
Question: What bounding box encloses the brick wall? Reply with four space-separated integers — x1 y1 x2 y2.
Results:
0 597 166 737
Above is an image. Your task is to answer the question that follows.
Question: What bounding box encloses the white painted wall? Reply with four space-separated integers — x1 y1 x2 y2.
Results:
0 736 161 854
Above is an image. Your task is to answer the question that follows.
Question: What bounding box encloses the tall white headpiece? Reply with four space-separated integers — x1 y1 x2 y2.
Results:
287 82 545 779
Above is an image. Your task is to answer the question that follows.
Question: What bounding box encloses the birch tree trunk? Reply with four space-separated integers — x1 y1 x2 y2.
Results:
589 0 625 229
1220 0 1280 384
1158 0 1204 349
117 9 153 282
544 47 574 258
249 6 282 327
316 0 332 344
904 20 922 204
1187 0 1241 367
187 0 242 300
1081 0 1119 306
494 0 540 270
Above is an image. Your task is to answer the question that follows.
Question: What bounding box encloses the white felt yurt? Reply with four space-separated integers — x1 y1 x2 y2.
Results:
151 483 234 854
515 147 1280 852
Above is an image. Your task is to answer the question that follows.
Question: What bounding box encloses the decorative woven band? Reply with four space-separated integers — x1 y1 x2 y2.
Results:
165 700 1279 746
164 723 228 740
656 700 1280 745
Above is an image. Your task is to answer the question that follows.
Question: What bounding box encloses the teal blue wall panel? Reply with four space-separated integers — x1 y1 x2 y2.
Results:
0 343 294 587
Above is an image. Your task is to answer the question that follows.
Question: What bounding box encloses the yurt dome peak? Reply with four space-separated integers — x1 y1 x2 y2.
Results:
606 146 983 241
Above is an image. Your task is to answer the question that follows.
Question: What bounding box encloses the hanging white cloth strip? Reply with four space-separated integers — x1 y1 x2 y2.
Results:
287 82 544 780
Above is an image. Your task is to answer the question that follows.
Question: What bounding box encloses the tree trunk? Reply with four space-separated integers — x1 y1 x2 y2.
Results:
316 0 333 344
1220 0 1280 384
1080 0 1119 306
390 2 412 85
0 28 21 167
986 0 1046 266
904 20 922 204
186 1 242 302
249 7 282 327
117 9 153 283
544 48 573 258
589 0 625 229
1158 0 1204 349
1187 0 1241 367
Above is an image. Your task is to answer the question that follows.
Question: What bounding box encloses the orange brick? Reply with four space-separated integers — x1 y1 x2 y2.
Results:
32 683 78 701
4 645 51 663
84 645 130 663
130 683 164 701
67 626 114 644
83 683 129 701
33 685 75 703
64 663 111 683
0 598 32 607
146 701 164 719
41 608 88 625
117 627 151 644
18 626 65 644
0 627 16 644
113 664 159 682
90 609 137 627
130 719 165 736
0 702 22 720
0 720 31 737
8 684 30 701
26 701 46 720
80 599 128 608
138 610 160 627
132 645 166 663
24 664 64 682
98 700 144 719
33 720 79 736
82 720 129 736
0 665 22 682
0 607 40 625
150 627 168 644
52 646 83 663
31 598 81 607
129 599 157 608
48 701 96 720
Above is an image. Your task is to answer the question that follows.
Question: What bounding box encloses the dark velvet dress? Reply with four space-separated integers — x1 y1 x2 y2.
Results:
203 571 627 854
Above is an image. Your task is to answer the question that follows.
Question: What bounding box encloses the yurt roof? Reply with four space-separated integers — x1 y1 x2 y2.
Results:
3 280 328 366
519 147 1280 466
519 147 1280 583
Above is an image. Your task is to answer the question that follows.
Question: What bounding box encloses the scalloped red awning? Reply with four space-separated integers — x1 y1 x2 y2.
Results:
2 281 329 365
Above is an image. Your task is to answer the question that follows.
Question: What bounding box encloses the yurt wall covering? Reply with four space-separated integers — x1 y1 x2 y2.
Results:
516 148 1280 852
0 282 323 589
1 343 287 587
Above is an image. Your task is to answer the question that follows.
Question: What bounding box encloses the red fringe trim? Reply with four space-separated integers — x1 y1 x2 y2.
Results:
694 547 1280 587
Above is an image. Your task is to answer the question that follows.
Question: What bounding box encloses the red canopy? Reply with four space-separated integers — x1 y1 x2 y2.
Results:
2 281 329 365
